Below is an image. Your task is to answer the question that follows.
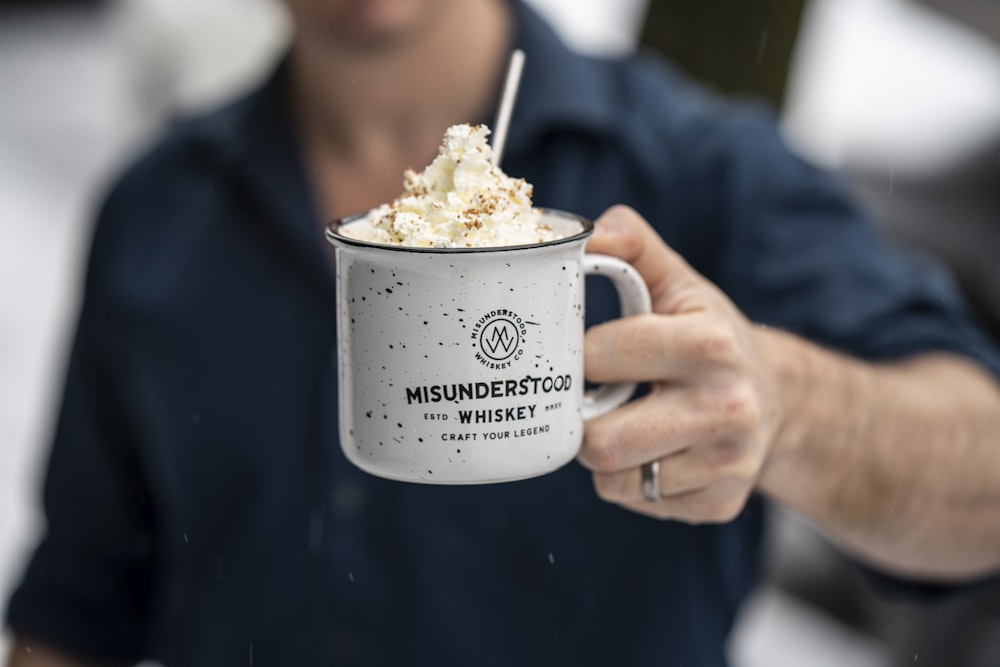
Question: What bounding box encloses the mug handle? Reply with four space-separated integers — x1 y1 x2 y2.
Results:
580 254 653 420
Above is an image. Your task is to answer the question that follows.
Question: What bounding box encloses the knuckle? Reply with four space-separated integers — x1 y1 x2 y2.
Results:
693 325 740 366
709 437 752 479
582 427 624 472
592 447 625 473
718 380 760 430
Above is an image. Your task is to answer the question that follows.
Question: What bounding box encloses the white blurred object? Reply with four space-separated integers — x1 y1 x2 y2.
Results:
728 587 890 667
112 0 291 135
524 0 647 55
783 0 1000 176
0 7 130 660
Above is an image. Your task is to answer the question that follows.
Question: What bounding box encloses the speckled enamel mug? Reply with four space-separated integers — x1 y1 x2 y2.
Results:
325 209 652 484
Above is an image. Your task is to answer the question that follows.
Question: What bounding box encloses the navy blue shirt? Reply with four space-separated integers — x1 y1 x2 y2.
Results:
7 4 1000 666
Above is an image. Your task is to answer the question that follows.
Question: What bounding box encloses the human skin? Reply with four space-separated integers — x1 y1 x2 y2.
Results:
8 0 1000 664
579 205 1000 582
286 0 513 221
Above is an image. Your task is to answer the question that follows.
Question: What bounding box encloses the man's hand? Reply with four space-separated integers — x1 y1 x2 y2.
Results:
578 206 1000 580
578 205 782 523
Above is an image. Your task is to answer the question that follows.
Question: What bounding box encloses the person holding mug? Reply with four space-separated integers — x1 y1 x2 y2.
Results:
6 0 1000 665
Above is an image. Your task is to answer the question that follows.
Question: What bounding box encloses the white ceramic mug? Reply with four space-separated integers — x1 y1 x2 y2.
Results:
326 209 652 484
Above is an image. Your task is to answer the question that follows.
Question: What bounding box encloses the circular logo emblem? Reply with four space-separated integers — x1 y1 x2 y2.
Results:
479 318 520 362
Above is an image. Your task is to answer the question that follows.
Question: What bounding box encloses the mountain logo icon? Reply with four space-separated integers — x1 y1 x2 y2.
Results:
480 318 520 361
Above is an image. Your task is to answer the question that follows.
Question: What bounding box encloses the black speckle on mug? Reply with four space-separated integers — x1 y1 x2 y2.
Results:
365 411 372 418
397 423 403 428
385 288 393 294
418 438 424 443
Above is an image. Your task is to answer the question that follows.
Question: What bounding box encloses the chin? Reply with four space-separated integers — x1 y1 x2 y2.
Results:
286 0 449 50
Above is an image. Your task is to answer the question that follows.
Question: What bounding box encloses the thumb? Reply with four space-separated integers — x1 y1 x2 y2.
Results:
587 205 705 311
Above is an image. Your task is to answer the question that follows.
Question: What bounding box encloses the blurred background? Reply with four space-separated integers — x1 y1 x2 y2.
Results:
1 0 998 664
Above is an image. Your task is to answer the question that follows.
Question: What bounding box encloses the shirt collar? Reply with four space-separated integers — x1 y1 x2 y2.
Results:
185 58 337 304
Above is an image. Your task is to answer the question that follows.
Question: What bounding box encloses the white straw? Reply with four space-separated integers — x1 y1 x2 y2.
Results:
491 49 525 167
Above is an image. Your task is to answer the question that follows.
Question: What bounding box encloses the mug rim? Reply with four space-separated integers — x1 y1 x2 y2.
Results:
324 208 593 254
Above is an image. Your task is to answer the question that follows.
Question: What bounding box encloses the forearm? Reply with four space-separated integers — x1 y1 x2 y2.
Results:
756 327 1000 581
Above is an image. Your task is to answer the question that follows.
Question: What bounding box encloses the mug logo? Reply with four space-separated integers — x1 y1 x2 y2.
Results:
471 309 529 369
481 319 519 361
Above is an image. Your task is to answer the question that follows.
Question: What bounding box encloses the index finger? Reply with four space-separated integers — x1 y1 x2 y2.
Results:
586 205 704 313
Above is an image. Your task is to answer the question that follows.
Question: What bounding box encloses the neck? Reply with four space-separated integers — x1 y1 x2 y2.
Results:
291 0 513 159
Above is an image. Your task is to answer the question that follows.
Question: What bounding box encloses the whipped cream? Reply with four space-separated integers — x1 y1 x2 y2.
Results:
341 124 561 248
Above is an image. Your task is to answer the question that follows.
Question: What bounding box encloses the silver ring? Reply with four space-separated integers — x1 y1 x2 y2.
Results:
641 460 660 502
